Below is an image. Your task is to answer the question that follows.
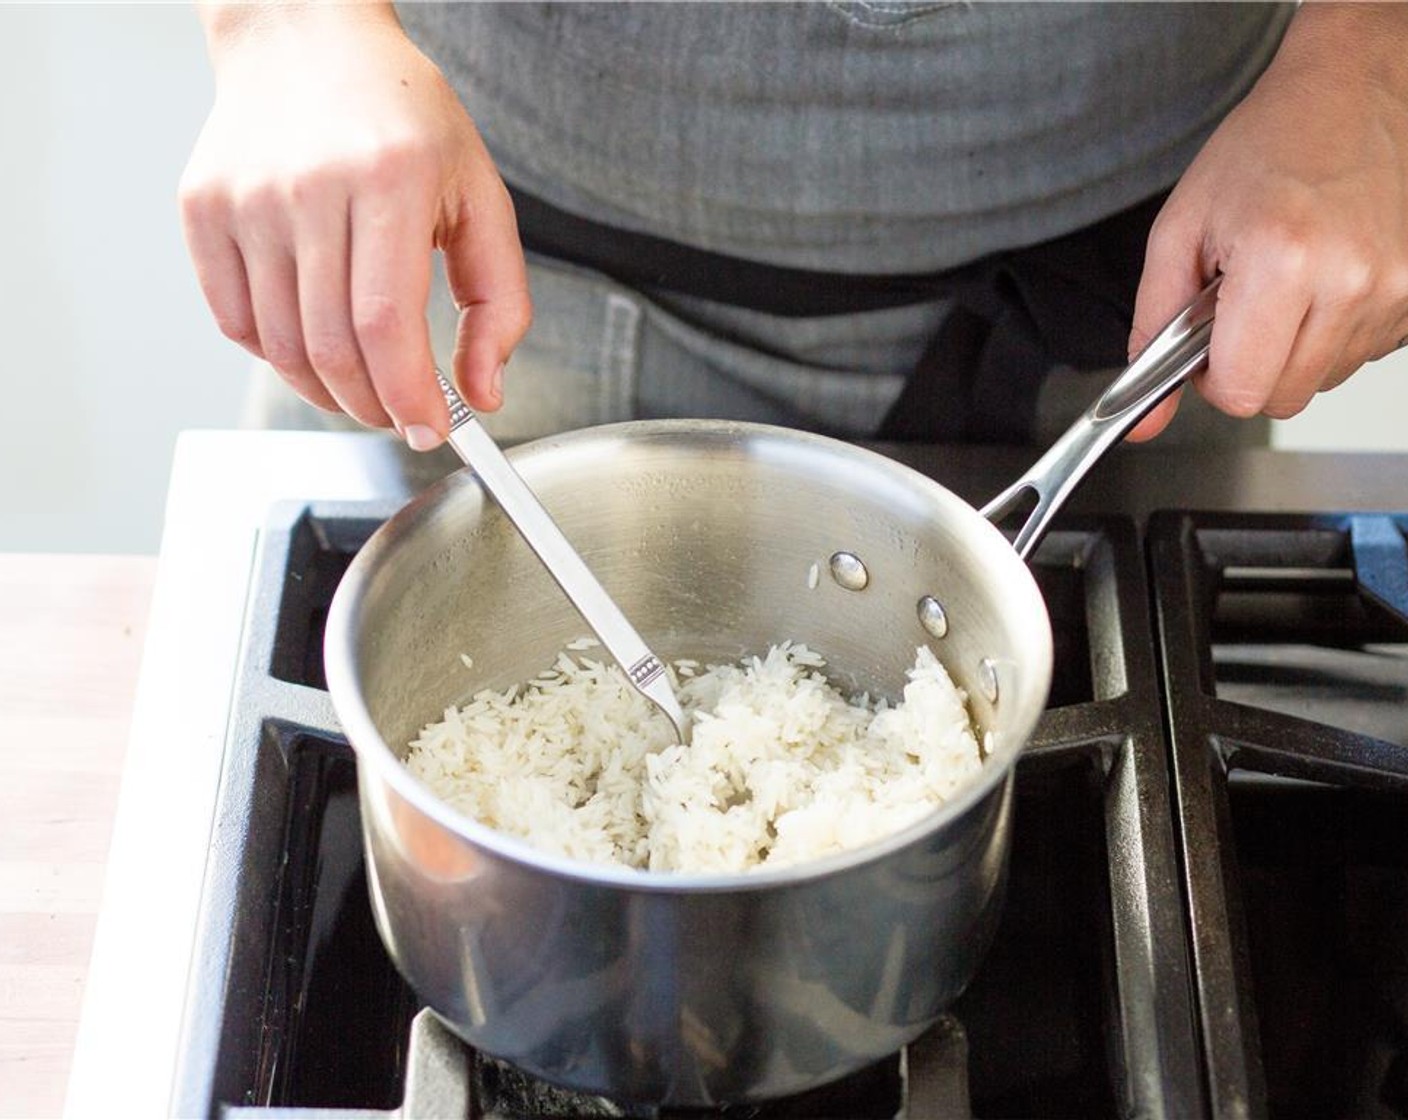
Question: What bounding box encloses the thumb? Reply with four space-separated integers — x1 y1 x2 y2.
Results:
441 173 533 412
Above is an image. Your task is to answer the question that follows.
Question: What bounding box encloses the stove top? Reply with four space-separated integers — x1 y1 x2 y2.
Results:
174 508 1198 1119
1151 511 1408 1118
64 433 1408 1119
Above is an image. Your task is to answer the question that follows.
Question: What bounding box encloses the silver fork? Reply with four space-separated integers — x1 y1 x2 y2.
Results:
432 371 689 742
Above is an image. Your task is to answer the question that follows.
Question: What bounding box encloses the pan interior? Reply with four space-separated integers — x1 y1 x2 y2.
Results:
337 422 1052 832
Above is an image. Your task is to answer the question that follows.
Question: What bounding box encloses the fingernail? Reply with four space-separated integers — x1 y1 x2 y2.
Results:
404 424 443 452
491 362 505 403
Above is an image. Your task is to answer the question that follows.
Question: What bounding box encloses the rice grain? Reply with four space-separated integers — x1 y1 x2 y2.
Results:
405 642 982 873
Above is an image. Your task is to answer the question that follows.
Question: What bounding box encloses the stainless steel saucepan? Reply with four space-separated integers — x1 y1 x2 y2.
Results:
323 279 1219 1106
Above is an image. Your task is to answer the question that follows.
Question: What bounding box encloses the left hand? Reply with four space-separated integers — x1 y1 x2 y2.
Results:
1127 2 1408 442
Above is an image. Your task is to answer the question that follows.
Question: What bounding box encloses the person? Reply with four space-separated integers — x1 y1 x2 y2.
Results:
178 2 1408 453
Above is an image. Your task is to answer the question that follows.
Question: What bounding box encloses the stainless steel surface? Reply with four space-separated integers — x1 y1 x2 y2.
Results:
828 550 870 590
917 595 949 639
982 278 1221 558
903 1016 971 1118
400 1010 471 1120
977 658 1000 705
221 1011 472 1120
435 372 687 740
324 420 1055 1106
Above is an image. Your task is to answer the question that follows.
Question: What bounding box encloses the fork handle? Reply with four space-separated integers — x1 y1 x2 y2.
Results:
432 372 688 738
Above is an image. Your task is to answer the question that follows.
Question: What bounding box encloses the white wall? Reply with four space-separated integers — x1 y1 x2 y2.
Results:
0 3 1404 554
1271 349 1408 453
0 4 246 555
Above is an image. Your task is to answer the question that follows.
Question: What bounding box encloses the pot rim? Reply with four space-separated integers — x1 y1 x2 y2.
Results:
324 419 1054 893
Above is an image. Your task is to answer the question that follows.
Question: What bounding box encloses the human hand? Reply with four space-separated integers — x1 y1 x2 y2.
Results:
179 3 531 450
1127 3 1408 442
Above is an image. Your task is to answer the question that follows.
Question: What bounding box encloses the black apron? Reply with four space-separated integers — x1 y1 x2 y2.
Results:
509 185 1167 445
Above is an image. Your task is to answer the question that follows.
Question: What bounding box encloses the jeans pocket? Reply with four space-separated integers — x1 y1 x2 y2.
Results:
824 1 963 31
632 298 908 437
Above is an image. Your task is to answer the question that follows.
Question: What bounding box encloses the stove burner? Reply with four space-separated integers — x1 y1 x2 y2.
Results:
387 1008 971 1119
172 506 1198 1118
1152 511 1408 1120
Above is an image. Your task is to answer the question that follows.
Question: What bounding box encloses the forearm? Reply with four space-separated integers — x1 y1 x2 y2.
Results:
196 1 403 72
1273 2 1408 97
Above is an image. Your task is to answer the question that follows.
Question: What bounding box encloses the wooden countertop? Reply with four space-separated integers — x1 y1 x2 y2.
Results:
0 555 156 1120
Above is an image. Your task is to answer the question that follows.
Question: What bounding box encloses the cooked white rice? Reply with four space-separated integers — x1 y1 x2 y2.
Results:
405 641 983 873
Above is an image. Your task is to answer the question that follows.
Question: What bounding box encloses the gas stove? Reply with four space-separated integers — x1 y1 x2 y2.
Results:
66 433 1408 1119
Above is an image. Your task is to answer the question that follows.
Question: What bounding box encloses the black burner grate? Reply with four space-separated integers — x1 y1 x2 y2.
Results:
1151 511 1408 1120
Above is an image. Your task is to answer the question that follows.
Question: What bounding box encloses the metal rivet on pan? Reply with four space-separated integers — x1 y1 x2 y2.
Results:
829 551 869 591
917 596 949 639
978 657 1000 704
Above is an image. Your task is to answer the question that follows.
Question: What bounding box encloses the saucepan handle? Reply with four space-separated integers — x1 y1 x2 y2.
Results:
980 276 1222 560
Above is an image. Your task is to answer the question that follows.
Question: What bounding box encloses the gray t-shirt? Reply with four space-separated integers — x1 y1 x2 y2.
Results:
399 2 1293 274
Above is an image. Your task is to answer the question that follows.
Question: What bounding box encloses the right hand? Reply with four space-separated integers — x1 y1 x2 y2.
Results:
179 4 531 450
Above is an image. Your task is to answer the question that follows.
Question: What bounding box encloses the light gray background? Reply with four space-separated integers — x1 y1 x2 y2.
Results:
2 4 1404 555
